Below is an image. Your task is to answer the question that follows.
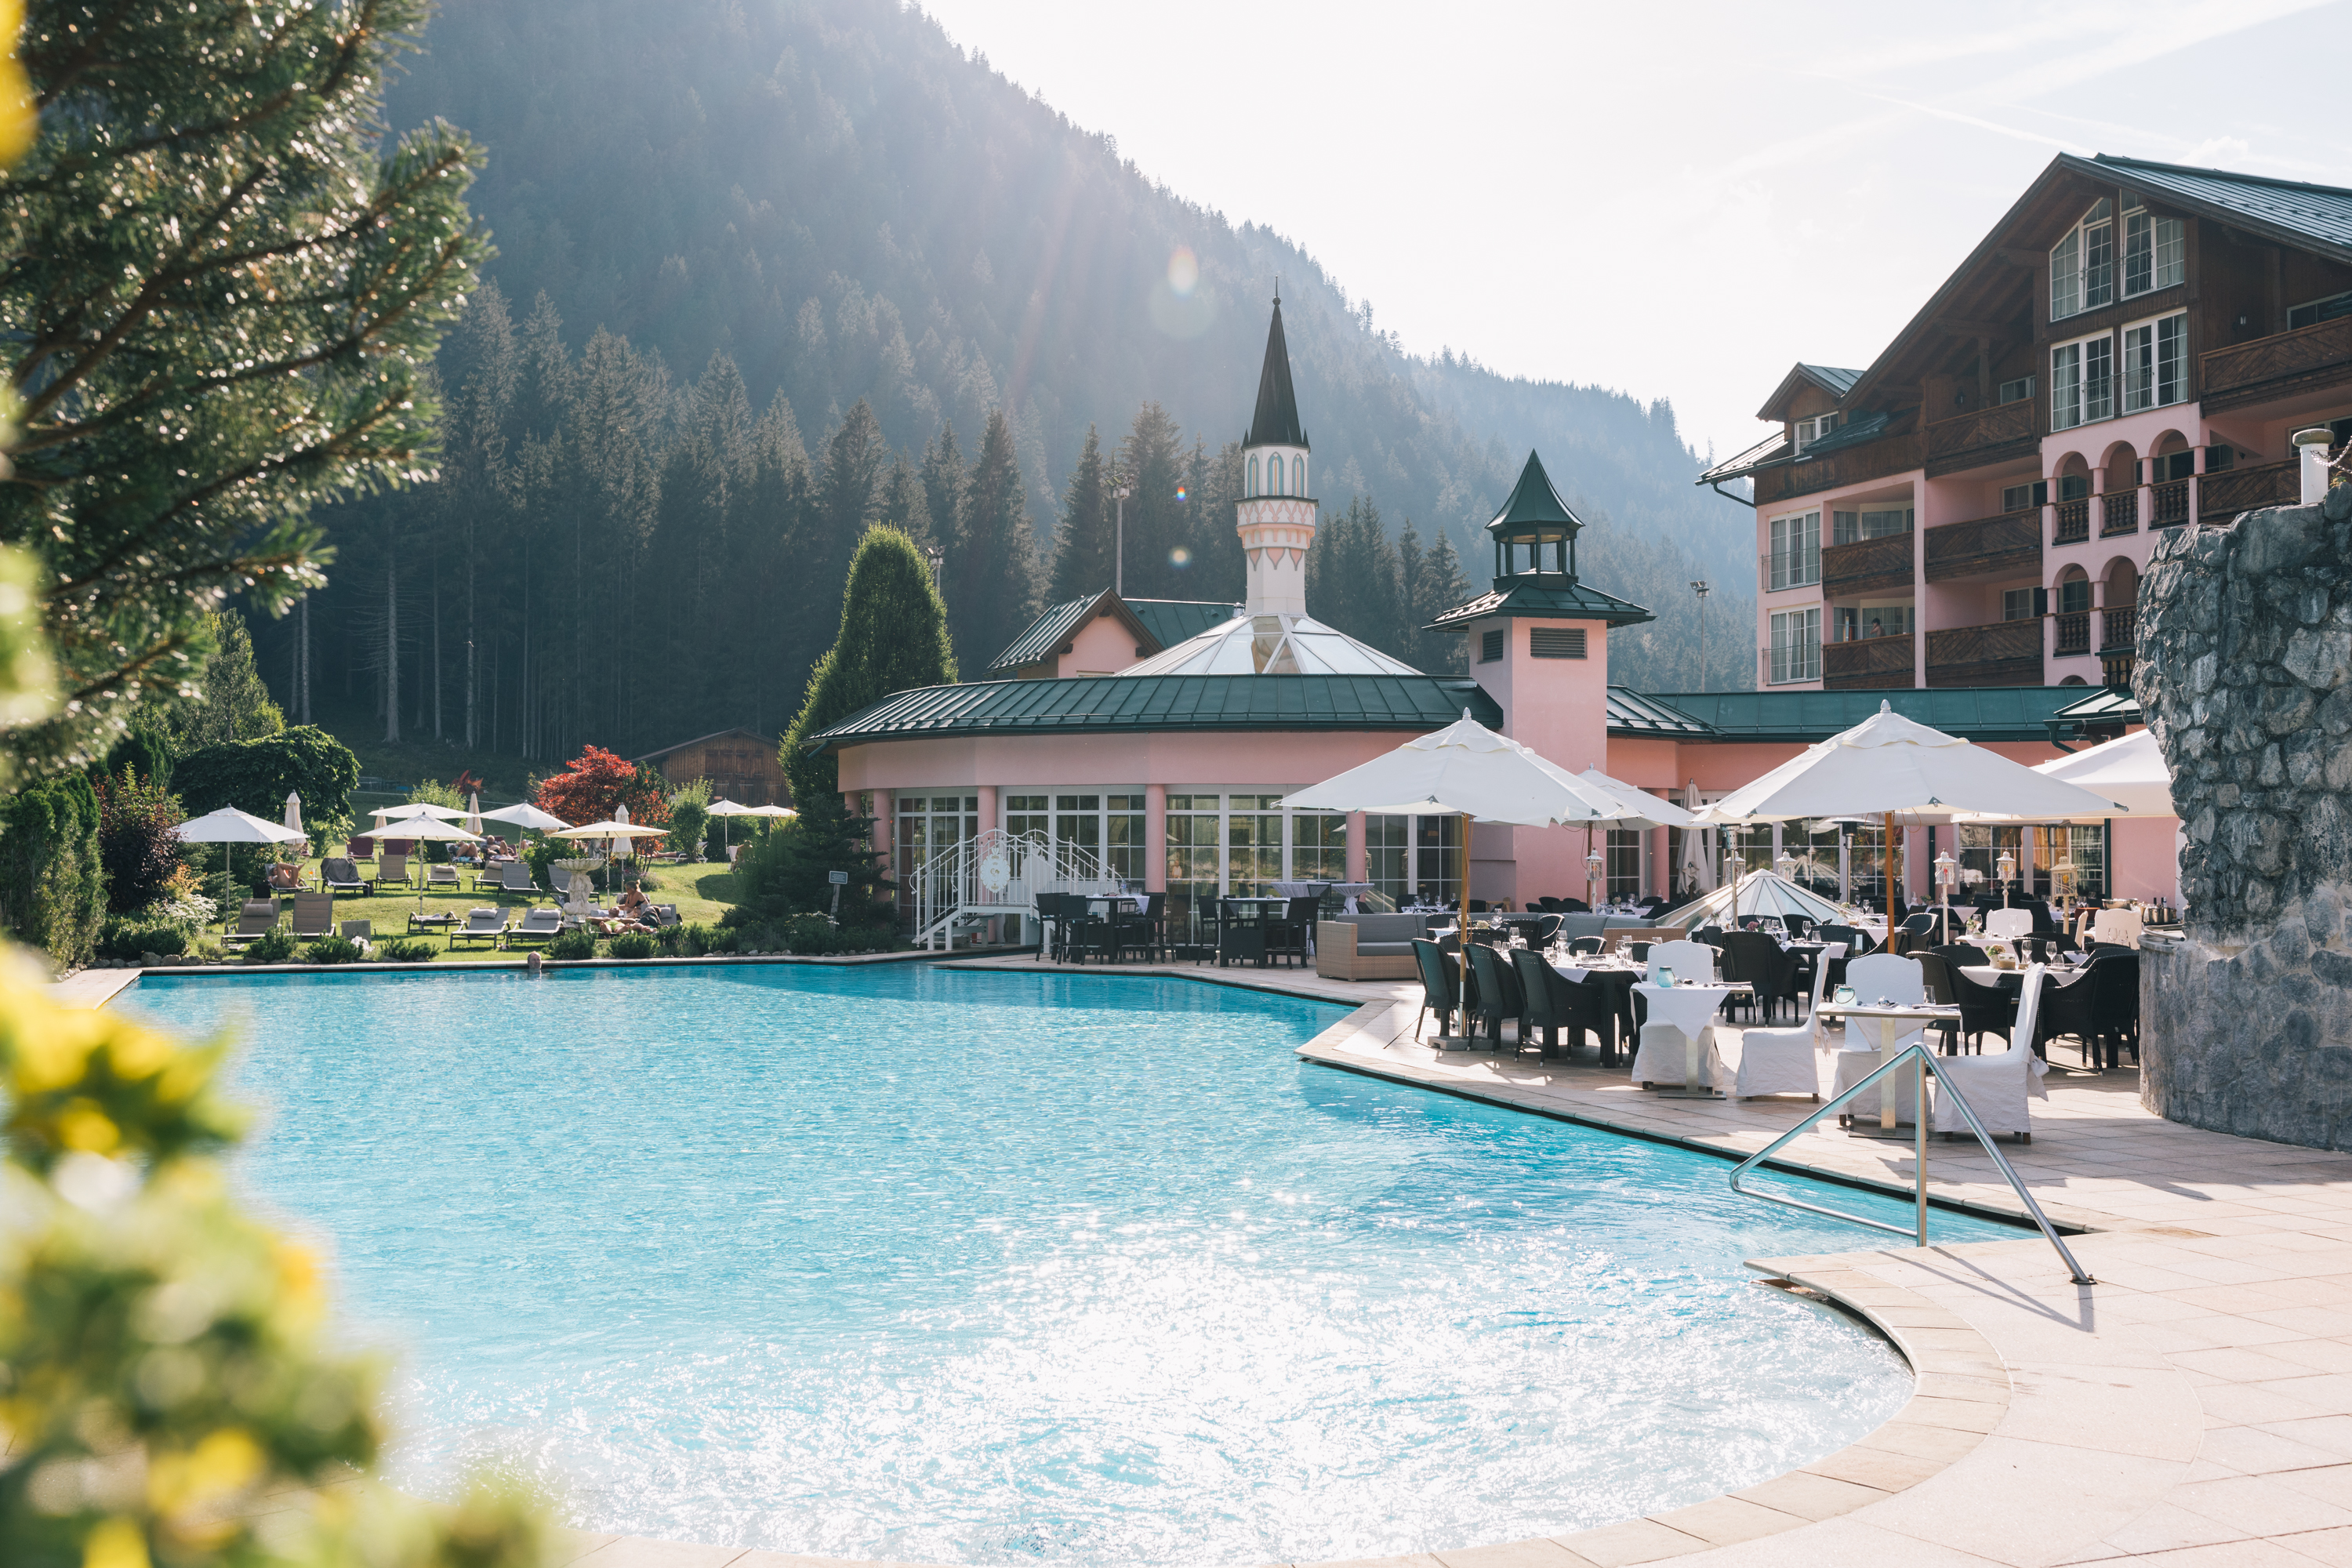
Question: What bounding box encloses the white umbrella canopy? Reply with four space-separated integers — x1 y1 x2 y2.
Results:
177 808 309 931
372 801 467 822
706 800 759 817
746 804 797 819
1572 768 1695 829
386 816 481 841
1283 712 1653 827
478 802 570 832
1950 728 2176 824
1695 703 2132 824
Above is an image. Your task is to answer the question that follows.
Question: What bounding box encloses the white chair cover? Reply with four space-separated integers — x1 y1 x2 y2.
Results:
1715 943 1835 1100
1834 953 1931 1119
1984 908 2034 940
1631 1022 1722 1087
2090 907 2144 949
1931 963 2050 1137
1645 940 1718 983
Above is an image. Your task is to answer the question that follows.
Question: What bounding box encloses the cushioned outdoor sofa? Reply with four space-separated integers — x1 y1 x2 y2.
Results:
1314 913 1437 981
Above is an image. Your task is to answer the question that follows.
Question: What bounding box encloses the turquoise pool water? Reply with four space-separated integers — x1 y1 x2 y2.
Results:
122 965 2013 1566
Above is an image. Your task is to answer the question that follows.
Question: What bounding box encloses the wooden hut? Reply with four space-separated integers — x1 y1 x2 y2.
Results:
633 728 789 808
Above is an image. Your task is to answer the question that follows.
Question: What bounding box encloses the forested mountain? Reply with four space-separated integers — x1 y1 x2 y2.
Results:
277 0 1751 766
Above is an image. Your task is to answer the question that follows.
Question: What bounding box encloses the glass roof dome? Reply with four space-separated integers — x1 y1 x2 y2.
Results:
1116 612 1422 677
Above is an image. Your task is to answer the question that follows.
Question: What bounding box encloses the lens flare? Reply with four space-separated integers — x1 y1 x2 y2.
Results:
1169 546 1192 569
1166 246 1199 298
1174 485 1189 503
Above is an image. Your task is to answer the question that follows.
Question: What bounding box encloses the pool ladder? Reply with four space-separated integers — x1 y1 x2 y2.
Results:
1728 1040 2093 1286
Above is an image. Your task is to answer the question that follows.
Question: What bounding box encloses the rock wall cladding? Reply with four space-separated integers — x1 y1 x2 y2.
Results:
2136 488 2352 1148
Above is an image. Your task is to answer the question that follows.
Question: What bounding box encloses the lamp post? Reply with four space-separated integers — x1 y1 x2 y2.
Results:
1933 849 1958 942
1690 579 1710 691
1723 848 1744 920
1995 848 2018 908
1584 846 1606 909
1113 484 1132 597
2052 855 2076 910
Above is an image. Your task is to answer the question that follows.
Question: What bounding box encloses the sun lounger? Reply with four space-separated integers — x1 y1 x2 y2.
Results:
451 907 510 947
377 851 412 887
290 892 336 939
491 859 546 900
425 863 461 891
266 862 306 894
507 906 564 944
321 857 372 896
339 920 372 956
652 903 681 928
346 835 374 860
221 899 280 944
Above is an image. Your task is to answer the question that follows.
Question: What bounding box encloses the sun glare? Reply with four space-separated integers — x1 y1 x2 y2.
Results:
1166 245 1199 297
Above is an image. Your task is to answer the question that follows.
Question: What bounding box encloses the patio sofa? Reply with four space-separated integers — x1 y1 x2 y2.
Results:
1314 913 1437 981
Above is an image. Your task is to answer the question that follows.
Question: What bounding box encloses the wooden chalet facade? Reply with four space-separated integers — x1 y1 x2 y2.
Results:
633 728 790 808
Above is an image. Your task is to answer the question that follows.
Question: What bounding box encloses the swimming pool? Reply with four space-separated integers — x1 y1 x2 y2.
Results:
122 964 2013 1566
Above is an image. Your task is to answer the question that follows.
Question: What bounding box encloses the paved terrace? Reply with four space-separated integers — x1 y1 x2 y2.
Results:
74 956 2352 1568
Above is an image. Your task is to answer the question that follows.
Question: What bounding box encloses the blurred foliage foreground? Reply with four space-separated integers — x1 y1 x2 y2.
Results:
0 956 550 1568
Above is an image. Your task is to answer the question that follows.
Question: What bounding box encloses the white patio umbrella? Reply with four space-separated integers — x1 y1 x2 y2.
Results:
479 801 569 833
1950 728 2176 823
1697 702 2131 913
372 800 467 821
554 818 670 894
385 815 482 913
1285 712 1659 1038
177 806 308 931
707 798 755 855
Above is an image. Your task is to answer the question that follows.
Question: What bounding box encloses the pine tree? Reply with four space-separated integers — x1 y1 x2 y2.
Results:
1307 499 1404 658
1410 529 1475 674
1113 403 1186 598
1047 425 1112 603
1185 440 1247 604
169 614 287 753
878 457 933 550
920 423 966 550
946 408 1040 673
1 0 488 778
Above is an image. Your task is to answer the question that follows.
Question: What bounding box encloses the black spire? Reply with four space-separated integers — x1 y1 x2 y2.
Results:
1246 296 1308 449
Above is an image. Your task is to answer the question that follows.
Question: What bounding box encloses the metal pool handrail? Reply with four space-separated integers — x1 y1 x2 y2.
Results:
1727 1041 2093 1286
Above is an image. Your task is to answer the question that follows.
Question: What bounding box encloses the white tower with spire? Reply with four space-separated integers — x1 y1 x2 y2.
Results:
1236 294 1314 615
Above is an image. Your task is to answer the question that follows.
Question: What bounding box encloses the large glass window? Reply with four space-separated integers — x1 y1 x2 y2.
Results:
1225 795 1284 896
1053 794 1102 867
1769 608 1820 684
1364 815 1409 905
2051 198 2113 321
1164 795 1221 938
1105 794 1147 885
1293 812 1348 882
2122 208 2184 299
1607 828 1642 901
1415 815 1461 910
895 794 979 908
1004 793 1049 839
2122 311 2186 413
2051 335 2113 431
1768 510 1819 590
2036 823 2105 902
1831 507 1911 543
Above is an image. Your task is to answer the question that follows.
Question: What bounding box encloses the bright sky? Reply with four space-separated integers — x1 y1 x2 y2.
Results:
918 0 2352 463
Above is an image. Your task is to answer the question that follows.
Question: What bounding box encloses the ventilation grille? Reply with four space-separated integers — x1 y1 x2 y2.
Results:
1530 626 1588 659
1479 630 1504 663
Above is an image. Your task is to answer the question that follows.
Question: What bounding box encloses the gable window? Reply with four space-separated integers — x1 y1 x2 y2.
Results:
1997 374 2035 405
1791 412 1838 454
1831 506 1912 544
2122 311 2187 413
2051 332 2113 431
1768 608 1820 684
2051 198 2114 321
2122 206 2184 298
1767 510 1820 590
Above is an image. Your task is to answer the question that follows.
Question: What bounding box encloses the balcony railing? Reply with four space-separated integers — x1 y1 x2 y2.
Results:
2198 459 2299 524
2100 490 2139 536
1927 619 2045 687
1923 400 2035 475
1821 531 1915 598
2101 607 2136 652
1755 431 1924 506
2151 478 2190 528
2201 314 2352 415
2055 612 2091 655
2054 497 2090 543
1822 632 1915 689
1924 508 2040 583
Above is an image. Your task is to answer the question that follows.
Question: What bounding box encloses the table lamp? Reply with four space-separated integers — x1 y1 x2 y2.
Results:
1995 848 2017 906
1584 846 1605 904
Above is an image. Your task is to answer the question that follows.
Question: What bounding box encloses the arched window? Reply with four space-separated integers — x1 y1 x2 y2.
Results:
1293 456 1305 495
1247 455 1259 496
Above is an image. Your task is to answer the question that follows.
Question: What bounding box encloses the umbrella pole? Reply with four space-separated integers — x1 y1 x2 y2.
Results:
1883 810 1896 921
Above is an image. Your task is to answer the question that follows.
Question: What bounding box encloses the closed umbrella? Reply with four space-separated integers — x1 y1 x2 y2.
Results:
1284 712 1654 1044
465 790 483 837
1697 702 2129 915
177 806 308 931
1680 779 1710 895
283 791 303 841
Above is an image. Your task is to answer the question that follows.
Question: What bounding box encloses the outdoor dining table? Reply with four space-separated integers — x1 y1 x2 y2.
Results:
1817 1000 1960 1131
1960 962 2089 989
1632 979 1751 1096
1548 956 1646 1065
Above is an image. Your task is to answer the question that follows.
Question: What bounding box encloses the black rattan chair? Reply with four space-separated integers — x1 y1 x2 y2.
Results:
1723 931 1803 1025
1512 947 1602 1059
1568 935 1604 956
1465 940 1528 1054
1410 938 1457 1042
2085 949 2140 1069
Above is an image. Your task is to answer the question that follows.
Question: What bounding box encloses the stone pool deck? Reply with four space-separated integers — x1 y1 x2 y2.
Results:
90 956 2352 1568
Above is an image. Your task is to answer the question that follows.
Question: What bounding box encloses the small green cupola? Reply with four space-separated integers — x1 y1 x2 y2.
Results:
1486 449 1584 590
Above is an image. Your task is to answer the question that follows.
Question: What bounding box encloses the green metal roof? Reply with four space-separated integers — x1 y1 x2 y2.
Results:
1606 688 1715 737
2093 154 2352 263
986 593 1103 674
1246 298 1308 448
1427 578 1656 631
1802 364 1862 397
1640 688 2103 744
1788 406 1904 458
808 675 1500 753
1126 597 1240 648
1486 450 1584 535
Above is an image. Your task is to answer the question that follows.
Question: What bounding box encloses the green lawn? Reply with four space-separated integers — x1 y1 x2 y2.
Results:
210 857 742 963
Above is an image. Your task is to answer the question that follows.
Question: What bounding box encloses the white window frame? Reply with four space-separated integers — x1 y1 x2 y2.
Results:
2121 310 2187 414
1766 509 1820 591
2122 207 2184 299
2051 332 2114 432
1791 412 1838 454
1769 608 1820 684
2050 198 2114 322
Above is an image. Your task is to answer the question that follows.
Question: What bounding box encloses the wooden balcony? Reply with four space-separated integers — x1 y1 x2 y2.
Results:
2198 459 2299 523
2100 490 2139 537
1821 531 1915 598
1823 633 1915 689
2201 315 2352 415
1926 619 2044 688
1924 509 2039 583
2151 478 2190 528
2054 612 2091 655
1923 400 2036 478
1755 431 1923 506
2053 497 2089 544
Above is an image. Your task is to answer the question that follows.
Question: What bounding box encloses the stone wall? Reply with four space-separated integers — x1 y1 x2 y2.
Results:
2136 488 2352 1149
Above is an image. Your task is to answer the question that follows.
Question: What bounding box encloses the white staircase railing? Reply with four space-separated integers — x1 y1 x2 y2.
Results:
907 829 1125 949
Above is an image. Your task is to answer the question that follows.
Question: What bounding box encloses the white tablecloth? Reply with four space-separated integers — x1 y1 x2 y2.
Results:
1961 964 2087 988
1635 982 1742 1038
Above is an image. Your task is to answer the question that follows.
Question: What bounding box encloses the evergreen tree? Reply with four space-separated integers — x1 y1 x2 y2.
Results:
1113 403 1187 598
781 524 957 808
2 0 488 779
1047 425 1112 603
946 409 1040 673
1410 529 1474 674
1183 439 1247 605
169 614 288 754
1307 499 1405 659
878 456 934 549
920 423 966 552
